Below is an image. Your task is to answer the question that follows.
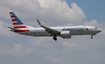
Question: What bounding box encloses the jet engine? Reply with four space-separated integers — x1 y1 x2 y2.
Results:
60 31 71 38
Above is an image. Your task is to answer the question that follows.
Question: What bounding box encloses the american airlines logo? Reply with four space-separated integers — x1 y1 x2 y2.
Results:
62 28 85 31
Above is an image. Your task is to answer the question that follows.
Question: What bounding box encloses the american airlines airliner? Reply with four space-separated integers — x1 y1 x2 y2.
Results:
8 12 101 41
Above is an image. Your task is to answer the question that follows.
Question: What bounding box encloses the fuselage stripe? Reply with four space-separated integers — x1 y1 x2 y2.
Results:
14 30 30 32
14 26 27 28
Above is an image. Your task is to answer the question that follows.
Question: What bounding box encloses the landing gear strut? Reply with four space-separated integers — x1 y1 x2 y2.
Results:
91 35 93 39
53 36 57 41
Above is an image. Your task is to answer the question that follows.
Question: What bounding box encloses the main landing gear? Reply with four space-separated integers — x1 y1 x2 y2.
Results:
91 35 93 39
53 36 57 41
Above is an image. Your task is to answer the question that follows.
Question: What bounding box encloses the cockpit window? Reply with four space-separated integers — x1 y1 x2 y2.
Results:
95 27 97 29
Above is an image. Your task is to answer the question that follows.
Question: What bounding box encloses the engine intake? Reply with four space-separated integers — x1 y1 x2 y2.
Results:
60 31 71 38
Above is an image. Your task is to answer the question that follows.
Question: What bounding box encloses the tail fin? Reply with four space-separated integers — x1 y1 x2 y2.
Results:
9 12 30 32
10 12 23 25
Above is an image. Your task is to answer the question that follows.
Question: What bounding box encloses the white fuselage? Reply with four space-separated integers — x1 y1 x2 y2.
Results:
9 12 101 40
19 26 101 37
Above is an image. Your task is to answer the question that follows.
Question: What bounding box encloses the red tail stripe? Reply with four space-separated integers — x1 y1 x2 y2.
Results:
14 26 27 28
12 19 16 21
13 23 18 25
14 30 30 32
12 21 17 23
11 16 14 18
10 12 13 14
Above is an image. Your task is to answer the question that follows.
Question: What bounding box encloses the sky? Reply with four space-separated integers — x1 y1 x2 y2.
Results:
0 0 105 64
66 0 105 22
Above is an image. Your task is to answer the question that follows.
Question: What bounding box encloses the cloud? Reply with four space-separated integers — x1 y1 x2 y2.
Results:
0 0 86 26
0 43 31 57
0 0 37 13
84 19 99 26
0 20 12 36
46 55 64 64
0 6 11 19
101 28 105 35
37 0 86 23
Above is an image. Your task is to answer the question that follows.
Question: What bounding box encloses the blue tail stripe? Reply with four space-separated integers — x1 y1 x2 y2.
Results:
12 12 23 25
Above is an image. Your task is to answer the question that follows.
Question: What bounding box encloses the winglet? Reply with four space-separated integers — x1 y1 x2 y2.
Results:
37 19 41 25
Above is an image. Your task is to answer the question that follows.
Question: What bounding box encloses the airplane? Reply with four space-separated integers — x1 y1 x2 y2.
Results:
8 12 101 41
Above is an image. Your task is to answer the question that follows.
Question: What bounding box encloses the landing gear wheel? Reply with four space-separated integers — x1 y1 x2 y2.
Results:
53 36 57 41
91 35 93 39
91 36 93 39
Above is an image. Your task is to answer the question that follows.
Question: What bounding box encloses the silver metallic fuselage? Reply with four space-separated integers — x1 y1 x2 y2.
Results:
20 26 101 37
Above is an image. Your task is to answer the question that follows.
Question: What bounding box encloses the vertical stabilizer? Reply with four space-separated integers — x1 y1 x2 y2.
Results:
9 12 30 32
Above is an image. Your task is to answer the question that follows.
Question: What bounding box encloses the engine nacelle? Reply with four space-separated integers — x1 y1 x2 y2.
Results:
60 31 71 38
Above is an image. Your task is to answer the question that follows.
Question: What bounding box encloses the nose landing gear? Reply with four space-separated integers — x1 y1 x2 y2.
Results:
91 35 93 39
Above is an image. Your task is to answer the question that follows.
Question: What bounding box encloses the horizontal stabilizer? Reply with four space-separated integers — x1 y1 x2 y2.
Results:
7 26 15 30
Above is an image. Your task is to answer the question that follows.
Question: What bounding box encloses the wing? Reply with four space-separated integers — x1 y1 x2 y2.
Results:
37 19 60 36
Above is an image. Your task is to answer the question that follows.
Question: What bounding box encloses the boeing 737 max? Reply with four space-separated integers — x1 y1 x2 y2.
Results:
8 12 101 41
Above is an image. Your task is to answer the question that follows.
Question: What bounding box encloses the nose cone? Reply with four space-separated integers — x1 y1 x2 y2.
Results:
97 29 101 33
